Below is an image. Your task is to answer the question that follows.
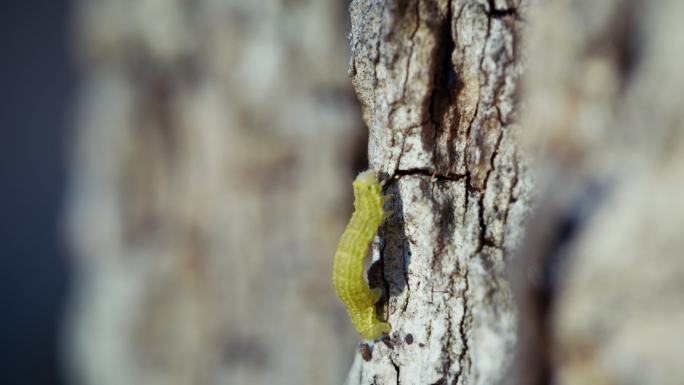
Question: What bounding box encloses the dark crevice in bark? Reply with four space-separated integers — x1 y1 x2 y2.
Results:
441 308 454 382
454 268 470 385
394 168 467 182
477 127 504 250
476 191 494 252
471 0 507 245
501 151 520 251
478 198 496 252
390 355 401 384
463 172 472 215
426 0 456 169
486 0 520 20
373 23 383 90
403 0 421 102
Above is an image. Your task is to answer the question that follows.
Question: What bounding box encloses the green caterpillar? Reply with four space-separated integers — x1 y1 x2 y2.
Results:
332 170 391 340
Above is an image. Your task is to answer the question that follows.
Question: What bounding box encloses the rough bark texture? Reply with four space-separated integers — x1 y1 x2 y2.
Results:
65 1 364 385
65 0 684 384
345 1 532 384
509 1 684 384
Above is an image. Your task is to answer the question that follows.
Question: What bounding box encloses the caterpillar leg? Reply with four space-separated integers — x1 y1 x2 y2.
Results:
360 321 392 340
371 287 385 303
376 322 391 335
371 322 392 339
370 287 384 303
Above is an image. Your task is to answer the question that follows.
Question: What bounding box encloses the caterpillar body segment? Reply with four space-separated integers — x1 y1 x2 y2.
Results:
332 170 391 340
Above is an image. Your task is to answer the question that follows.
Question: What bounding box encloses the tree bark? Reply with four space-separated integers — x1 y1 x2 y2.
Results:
65 0 684 384
345 1 532 384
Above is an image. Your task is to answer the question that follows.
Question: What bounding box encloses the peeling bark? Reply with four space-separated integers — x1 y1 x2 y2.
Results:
346 1 532 383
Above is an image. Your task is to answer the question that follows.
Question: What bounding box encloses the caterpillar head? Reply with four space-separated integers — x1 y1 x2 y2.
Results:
353 170 382 199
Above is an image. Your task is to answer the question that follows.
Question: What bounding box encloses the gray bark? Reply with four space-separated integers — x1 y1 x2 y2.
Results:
345 1 533 384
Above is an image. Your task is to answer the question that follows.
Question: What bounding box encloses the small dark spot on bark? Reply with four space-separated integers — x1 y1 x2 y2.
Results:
404 333 414 344
360 343 372 361
381 335 395 349
419 342 425 348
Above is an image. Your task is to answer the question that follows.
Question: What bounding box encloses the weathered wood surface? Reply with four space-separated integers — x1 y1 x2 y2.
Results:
345 1 532 384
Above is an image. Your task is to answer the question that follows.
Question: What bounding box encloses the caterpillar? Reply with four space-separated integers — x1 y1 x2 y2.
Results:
333 170 391 340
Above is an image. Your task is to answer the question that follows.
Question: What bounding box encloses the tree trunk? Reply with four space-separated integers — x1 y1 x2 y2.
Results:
345 1 532 384
346 0 684 384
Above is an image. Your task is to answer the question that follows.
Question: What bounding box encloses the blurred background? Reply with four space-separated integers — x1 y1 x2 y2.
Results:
1 1 73 384
1 0 368 384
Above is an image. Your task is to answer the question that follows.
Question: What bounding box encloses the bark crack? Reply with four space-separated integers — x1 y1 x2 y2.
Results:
478 126 504 250
394 168 467 182
428 0 456 171
501 150 519 249
442 307 454 382
401 0 421 103
373 2 387 93
390 357 401 385
454 267 470 385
